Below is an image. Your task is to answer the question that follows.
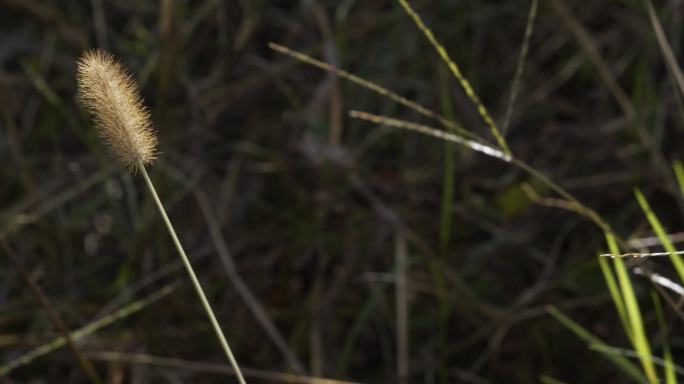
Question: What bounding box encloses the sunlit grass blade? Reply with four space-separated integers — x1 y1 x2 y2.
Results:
349 110 511 162
349 109 619 241
396 0 510 155
270 39 617 243
598 255 632 342
267 42 488 145
605 232 658 383
547 305 647 382
634 189 684 281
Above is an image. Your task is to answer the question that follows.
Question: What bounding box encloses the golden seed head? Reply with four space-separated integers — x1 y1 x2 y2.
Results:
76 49 157 173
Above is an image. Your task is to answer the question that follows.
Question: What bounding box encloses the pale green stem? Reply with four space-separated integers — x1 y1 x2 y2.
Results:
139 161 247 384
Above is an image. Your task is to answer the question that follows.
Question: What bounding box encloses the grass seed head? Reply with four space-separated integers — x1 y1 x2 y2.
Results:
76 49 157 173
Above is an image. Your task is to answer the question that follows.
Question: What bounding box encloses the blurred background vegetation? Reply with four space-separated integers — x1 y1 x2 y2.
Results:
1 0 684 382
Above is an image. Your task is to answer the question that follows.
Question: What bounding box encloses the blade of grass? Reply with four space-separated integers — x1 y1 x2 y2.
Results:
438 63 456 258
673 160 684 197
646 0 684 126
548 0 635 120
652 291 676 384
502 0 539 134
395 234 409 384
87 351 362 384
349 110 511 161
194 188 306 374
267 42 486 145
270 38 620 243
396 0 510 155
598 255 632 342
605 232 658 383
435 63 454 383
646 0 684 101
539 375 568 384
634 188 684 281
139 163 246 384
0 285 175 376
0 239 103 384
349 110 618 239
336 294 377 376
547 305 647 382
588 344 684 378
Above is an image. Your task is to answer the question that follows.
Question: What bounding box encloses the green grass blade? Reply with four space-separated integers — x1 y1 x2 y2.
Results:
652 291 676 384
635 188 684 281
547 305 647 382
673 160 684 197
539 375 568 384
606 233 659 383
598 255 632 342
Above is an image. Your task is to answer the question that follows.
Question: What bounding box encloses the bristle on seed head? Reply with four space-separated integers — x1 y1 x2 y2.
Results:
76 50 157 173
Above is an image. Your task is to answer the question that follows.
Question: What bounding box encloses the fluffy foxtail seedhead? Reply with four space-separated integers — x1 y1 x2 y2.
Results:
76 50 157 173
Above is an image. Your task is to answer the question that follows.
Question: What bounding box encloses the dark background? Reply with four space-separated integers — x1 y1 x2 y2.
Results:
1 0 683 382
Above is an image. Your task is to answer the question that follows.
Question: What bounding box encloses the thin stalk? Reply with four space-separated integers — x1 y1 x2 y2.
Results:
138 162 246 384
394 234 409 384
501 0 538 134
0 238 103 384
0 285 175 376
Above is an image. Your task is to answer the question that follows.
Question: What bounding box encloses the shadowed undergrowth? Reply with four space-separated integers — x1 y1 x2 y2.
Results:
1 0 684 383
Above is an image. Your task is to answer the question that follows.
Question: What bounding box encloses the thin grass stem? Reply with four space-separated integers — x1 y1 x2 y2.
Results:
0 239 103 384
267 42 488 145
0 285 175 376
349 110 511 161
502 0 538 134
394 234 409 384
138 162 246 384
397 0 511 155
349 110 622 244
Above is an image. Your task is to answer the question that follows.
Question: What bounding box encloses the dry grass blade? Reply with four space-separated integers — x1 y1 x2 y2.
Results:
195 189 306 374
502 0 538 134
0 285 176 376
0 239 103 384
271 38 617 246
600 250 684 258
396 0 510 155
646 0 684 101
267 42 488 145
350 111 617 239
520 182 611 234
87 351 362 384
139 163 247 384
349 110 511 161
395 234 409 384
548 0 635 120
0 168 113 237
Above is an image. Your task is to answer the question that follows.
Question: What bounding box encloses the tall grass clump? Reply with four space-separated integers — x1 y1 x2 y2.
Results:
270 0 684 381
76 50 246 384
